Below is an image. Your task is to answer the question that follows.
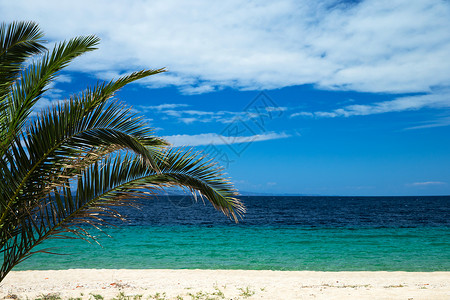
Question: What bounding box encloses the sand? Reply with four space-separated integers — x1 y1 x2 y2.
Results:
0 269 448 299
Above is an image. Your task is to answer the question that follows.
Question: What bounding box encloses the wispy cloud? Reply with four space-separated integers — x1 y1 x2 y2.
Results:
404 116 450 130
181 85 216 95
290 112 314 118
3 0 449 96
266 107 287 112
55 74 72 84
31 81 69 116
164 132 290 146
409 181 447 186
146 104 289 124
138 104 190 111
291 90 450 118
146 108 265 124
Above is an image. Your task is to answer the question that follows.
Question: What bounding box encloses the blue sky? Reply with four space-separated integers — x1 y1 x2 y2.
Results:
2 0 450 195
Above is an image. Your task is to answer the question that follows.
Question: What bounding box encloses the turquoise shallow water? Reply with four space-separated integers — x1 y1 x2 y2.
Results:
13 196 450 271
17 225 450 271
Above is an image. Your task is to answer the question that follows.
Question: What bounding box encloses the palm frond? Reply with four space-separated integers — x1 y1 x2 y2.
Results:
80 68 166 112
0 21 46 95
0 147 243 279
0 21 243 284
0 21 46 149
1 35 100 151
0 98 166 228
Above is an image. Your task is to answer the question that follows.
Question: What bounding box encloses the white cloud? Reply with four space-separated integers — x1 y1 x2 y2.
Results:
55 74 72 84
2 0 449 97
405 116 450 130
181 85 216 95
266 106 287 112
31 97 68 116
178 109 282 124
290 112 314 118
139 104 189 111
183 110 215 116
149 106 274 124
164 132 290 146
291 90 450 118
410 181 446 186
162 110 183 118
179 118 198 124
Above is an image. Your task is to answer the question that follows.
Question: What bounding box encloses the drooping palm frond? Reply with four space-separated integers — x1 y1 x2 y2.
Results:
0 87 167 242
0 146 245 281
0 151 241 280
147 148 244 220
0 21 244 283
0 66 166 219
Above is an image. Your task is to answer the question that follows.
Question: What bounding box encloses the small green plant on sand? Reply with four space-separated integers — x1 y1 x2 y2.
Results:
111 292 143 300
238 286 255 298
149 292 168 300
114 292 141 300
212 285 225 299
112 292 126 300
89 294 104 300
384 284 405 288
34 293 61 300
187 291 217 300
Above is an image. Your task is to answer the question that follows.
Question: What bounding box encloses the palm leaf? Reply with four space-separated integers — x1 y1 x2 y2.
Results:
0 21 244 284
1 35 100 151
0 148 244 280
0 21 46 95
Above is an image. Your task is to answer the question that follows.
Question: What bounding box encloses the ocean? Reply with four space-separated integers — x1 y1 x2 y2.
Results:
16 196 450 271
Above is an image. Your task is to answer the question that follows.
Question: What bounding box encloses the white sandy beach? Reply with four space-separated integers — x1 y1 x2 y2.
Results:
0 269 448 299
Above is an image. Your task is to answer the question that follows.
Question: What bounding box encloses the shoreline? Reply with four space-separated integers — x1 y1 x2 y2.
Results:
1 269 449 299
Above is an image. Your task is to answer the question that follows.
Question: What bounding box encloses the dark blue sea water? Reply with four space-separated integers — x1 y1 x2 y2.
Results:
17 196 450 271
